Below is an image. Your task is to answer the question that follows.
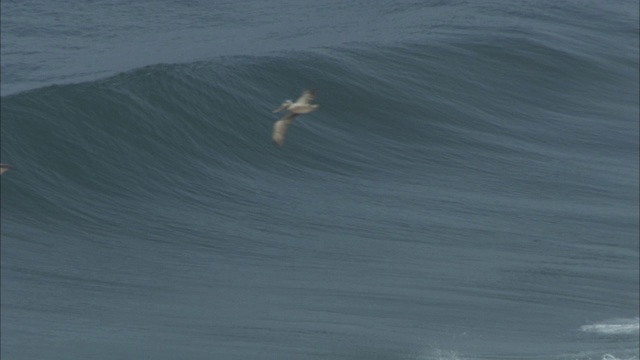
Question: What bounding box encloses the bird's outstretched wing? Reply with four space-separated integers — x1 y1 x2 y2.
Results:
294 89 316 105
272 112 298 146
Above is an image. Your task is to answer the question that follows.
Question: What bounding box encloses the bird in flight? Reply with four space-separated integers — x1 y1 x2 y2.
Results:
271 89 319 146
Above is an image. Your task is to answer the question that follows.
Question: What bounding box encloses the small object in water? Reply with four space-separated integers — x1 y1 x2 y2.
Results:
0 163 13 175
271 89 319 146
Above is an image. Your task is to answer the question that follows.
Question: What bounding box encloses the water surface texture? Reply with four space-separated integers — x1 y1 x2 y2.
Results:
1 1 638 359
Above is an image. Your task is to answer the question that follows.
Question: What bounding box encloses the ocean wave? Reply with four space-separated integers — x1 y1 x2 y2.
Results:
1 39 637 221
580 318 640 335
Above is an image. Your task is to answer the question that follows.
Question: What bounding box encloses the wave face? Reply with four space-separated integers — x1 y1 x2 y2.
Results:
1 0 638 359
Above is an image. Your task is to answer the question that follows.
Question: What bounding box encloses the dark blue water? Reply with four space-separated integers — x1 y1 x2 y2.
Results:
1 1 638 359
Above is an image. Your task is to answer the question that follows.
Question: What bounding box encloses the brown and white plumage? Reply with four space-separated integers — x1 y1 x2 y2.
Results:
271 89 319 146
272 112 298 146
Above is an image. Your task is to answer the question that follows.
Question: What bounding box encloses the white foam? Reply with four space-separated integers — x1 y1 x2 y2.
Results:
415 349 468 360
601 354 638 360
580 318 640 335
413 344 471 360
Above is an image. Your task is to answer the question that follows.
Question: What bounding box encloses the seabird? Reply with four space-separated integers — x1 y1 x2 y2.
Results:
271 89 319 146
0 163 13 175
